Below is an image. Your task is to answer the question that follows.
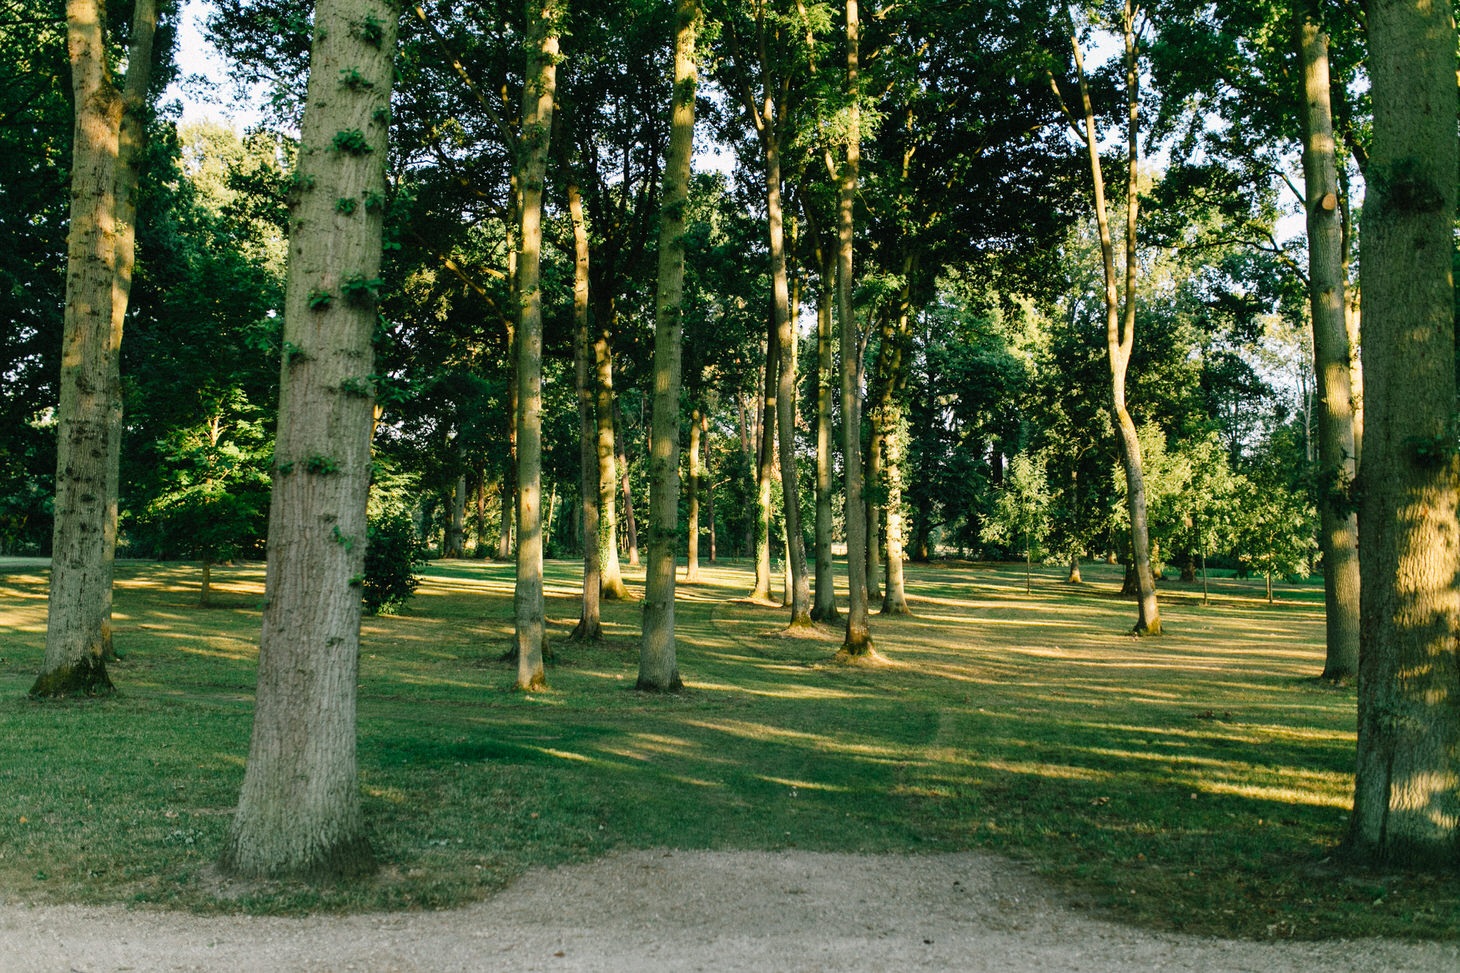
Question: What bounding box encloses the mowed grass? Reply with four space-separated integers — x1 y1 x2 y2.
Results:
0 555 1453 939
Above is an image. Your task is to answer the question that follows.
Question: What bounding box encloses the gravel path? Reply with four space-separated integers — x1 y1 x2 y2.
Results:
1 850 1453 972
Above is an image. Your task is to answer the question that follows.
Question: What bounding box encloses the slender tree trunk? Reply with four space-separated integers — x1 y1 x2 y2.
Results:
448 474 467 556
879 271 914 616
616 401 639 565
837 0 873 656
200 559 212 608
569 182 601 641
1068 3 1159 635
595 325 630 598
1295 9 1360 681
865 411 882 601
512 0 560 692
220 0 398 878
1347 0 1460 868
685 410 702 582
751 327 777 601
811 249 839 621
496 350 516 560
762 132 812 628
473 469 489 556
1066 552 1081 584
639 0 696 692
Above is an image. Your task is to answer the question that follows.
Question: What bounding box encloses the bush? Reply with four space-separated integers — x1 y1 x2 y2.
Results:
362 512 426 615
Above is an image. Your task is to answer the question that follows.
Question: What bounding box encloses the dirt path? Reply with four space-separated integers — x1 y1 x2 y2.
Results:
1 850 1453 972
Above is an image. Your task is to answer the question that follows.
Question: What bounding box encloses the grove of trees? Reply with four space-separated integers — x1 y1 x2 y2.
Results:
3 0 1455 874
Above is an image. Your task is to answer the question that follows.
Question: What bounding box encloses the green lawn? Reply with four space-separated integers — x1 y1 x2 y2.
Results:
0 556 1452 939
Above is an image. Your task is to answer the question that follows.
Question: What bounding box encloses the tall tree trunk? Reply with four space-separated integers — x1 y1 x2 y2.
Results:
37 0 131 696
865 408 882 601
496 346 516 561
836 0 873 657
1347 0 1459 868
448 473 467 556
685 410 703 582
97 0 159 665
762 128 812 628
812 248 839 622
595 325 630 598
569 181 601 641
512 0 561 692
616 400 640 566
219 0 397 878
1295 9 1360 681
879 270 915 615
473 469 489 556
751 326 777 601
639 0 698 691
1068 2 1160 635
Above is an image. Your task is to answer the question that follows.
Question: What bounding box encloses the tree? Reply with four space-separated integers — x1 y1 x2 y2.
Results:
219 0 399 879
1054 0 1160 635
1347 0 1459 868
512 0 563 692
568 180 602 641
33 0 163 696
639 0 699 692
985 452 1052 594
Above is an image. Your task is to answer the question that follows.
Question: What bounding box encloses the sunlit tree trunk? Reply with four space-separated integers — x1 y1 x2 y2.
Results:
219 0 398 878
1068 2 1160 635
447 473 466 556
512 0 561 692
1347 0 1459 868
1295 8 1359 681
616 401 640 565
594 326 630 598
836 0 873 656
812 247 839 622
639 0 697 691
568 181 601 641
751 328 777 601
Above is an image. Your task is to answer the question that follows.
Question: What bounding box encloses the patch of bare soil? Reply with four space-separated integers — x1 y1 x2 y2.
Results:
1 850 1453 972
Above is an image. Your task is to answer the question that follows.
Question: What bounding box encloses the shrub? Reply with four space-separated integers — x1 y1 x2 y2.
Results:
362 511 425 615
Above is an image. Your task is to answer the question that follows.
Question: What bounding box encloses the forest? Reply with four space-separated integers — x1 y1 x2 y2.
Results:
2 0 1457 894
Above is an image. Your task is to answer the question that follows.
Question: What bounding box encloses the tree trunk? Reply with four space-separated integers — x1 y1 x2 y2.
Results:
1295 9 1360 681
639 2 696 691
496 350 516 560
836 0 873 657
762 127 812 628
569 181 601 641
878 270 915 616
685 409 702 582
812 247 839 622
750 327 777 601
1066 552 1081 584
1068 3 1159 635
219 0 398 879
594 324 630 599
34 0 129 696
447 473 467 557
200 559 212 608
511 0 561 693
616 401 639 566
865 410 882 602
1347 0 1460 868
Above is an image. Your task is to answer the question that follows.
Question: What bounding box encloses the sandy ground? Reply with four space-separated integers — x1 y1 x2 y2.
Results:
0 850 1454 972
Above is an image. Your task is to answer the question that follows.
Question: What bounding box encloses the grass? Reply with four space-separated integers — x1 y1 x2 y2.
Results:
0 554 1453 940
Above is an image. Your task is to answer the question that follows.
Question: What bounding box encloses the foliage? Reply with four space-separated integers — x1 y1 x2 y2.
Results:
362 511 426 615
983 451 1052 567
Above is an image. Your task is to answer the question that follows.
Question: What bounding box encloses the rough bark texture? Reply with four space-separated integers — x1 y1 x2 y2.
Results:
1069 3 1160 635
219 0 398 879
812 249 839 622
513 0 561 692
1295 10 1360 681
35 0 126 697
568 181 601 641
836 0 873 657
447 474 467 556
616 402 639 565
638 0 696 692
1347 0 1460 869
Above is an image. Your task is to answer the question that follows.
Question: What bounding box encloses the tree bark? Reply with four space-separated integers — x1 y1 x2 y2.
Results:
1347 0 1460 868
812 246 839 621
568 180 601 641
1068 2 1160 635
512 0 561 692
447 473 466 556
594 324 630 598
219 0 398 878
836 0 873 657
750 327 777 601
639 0 697 691
1295 8 1360 681
615 401 640 565
36 0 131 696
